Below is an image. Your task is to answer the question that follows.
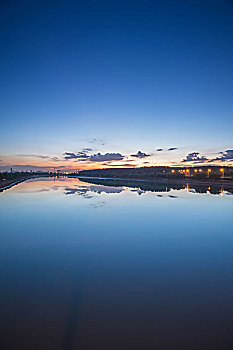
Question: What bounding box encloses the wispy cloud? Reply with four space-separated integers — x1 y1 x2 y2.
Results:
89 201 106 208
0 164 66 171
16 154 61 162
103 163 135 167
89 138 105 146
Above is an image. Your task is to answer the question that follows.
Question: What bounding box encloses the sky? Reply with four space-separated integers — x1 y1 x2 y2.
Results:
0 0 233 171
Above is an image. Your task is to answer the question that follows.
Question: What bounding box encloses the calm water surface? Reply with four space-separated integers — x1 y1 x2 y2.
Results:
0 177 233 350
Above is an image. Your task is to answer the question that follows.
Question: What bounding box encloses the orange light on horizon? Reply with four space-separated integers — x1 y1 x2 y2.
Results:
194 169 197 173
199 169 202 172
220 168 224 172
171 169 175 173
208 169 211 172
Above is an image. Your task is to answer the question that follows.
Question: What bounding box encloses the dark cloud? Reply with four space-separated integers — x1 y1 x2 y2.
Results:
210 150 233 162
131 151 150 158
89 152 124 162
102 163 135 167
156 148 163 151
168 147 177 151
64 151 124 162
182 152 208 163
64 152 89 160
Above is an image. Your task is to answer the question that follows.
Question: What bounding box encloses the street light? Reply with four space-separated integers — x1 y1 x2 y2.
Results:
220 168 224 178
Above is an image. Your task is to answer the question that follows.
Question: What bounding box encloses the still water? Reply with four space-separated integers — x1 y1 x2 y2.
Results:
0 177 233 350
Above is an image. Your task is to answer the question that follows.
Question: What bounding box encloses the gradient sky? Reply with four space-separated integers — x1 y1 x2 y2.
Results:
0 0 233 170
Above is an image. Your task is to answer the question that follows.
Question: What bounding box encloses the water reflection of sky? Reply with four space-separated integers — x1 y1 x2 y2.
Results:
0 177 233 350
8 176 233 198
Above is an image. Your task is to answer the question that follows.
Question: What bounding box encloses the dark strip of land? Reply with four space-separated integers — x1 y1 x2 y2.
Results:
76 176 233 195
76 175 233 188
0 175 51 192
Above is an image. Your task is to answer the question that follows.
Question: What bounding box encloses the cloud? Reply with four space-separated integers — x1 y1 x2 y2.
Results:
82 148 93 152
131 151 150 158
103 163 135 167
156 148 163 151
89 185 123 194
89 138 105 146
64 150 124 162
210 150 233 162
17 154 61 161
64 187 91 196
89 152 124 162
182 152 208 163
64 152 89 160
168 147 177 151
89 201 106 208
0 164 66 172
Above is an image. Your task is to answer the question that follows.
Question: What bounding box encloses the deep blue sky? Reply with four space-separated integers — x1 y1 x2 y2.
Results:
0 0 233 169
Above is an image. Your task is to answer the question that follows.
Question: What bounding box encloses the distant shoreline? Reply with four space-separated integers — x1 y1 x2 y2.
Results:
76 175 233 188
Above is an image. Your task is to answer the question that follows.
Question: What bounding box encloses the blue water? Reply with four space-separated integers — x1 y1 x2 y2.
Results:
0 177 233 350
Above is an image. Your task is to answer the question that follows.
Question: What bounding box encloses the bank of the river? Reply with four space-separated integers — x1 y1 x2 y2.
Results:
0 176 50 192
76 175 233 188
